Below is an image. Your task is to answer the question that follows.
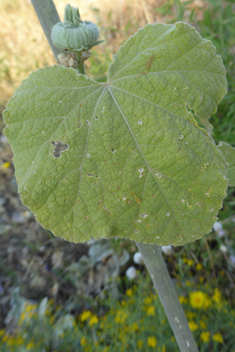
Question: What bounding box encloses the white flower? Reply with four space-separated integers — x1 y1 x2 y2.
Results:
220 245 227 253
161 245 174 256
133 252 144 265
218 230 225 238
213 221 223 232
125 266 137 280
229 255 235 264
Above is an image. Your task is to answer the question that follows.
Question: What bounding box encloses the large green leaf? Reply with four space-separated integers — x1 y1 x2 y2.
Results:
3 22 228 246
218 142 235 187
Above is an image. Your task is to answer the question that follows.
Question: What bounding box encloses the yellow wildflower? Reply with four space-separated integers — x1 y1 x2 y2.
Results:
147 336 157 348
2 335 8 343
132 322 139 331
213 332 223 343
89 315 98 326
204 298 212 309
80 310 92 322
126 288 133 297
187 312 196 319
162 345 166 352
162 319 166 325
0 330 5 337
179 296 187 304
144 297 152 305
186 281 192 287
196 263 203 270
199 276 204 283
212 288 221 303
129 298 135 305
200 331 210 343
199 320 207 329
2 162 11 169
26 342 35 350
137 340 143 349
189 291 207 309
19 303 38 325
25 303 38 312
183 258 188 263
187 259 194 266
188 321 198 331
121 300 125 306
147 305 155 316
81 337 87 346
115 311 127 324
17 336 24 345
171 336 175 342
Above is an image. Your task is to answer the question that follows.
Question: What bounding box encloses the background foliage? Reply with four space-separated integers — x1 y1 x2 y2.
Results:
0 0 235 351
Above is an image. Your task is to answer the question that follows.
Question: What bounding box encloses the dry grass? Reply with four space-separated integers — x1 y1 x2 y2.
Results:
0 0 206 105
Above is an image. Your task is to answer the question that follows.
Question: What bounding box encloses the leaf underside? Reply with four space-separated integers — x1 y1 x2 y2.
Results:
3 22 228 246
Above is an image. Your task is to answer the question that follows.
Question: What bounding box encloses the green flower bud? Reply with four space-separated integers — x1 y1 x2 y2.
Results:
51 4 104 52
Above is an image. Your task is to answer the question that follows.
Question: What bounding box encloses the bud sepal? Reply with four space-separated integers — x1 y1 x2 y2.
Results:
51 4 104 52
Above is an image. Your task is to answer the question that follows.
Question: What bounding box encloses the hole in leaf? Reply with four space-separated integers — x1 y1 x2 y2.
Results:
111 148 116 153
86 174 99 178
95 116 98 120
51 140 69 158
140 213 148 218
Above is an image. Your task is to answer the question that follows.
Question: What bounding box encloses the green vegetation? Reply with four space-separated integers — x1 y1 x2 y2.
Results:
0 1 235 351
1 264 235 352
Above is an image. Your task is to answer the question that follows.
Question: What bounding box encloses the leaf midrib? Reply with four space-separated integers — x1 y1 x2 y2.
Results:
108 86 186 242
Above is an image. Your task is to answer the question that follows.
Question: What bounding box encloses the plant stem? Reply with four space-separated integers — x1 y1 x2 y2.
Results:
76 52 86 75
136 242 199 352
31 0 63 60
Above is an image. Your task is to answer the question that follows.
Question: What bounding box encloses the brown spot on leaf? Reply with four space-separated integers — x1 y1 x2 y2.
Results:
146 55 154 71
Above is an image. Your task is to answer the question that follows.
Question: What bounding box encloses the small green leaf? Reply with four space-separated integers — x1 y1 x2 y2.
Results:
217 141 235 187
3 22 228 246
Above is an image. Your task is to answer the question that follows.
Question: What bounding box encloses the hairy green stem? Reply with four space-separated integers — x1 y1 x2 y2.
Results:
76 53 86 75
136 242 199 352
31 0 63 60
